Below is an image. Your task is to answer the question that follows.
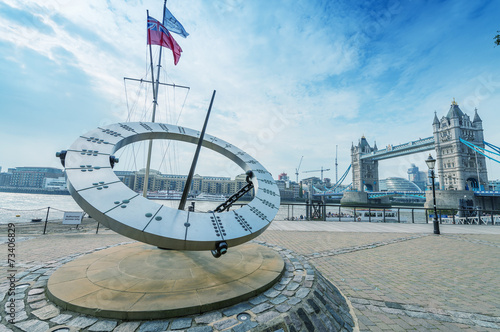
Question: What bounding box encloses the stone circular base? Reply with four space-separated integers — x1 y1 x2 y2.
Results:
46 242 284 320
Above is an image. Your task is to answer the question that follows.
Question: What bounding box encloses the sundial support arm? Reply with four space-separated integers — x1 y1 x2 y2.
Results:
178 90 216 210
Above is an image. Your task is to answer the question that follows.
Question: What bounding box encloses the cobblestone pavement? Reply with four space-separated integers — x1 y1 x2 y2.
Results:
256 230 500 331
1 222 500 331
1 228 356 332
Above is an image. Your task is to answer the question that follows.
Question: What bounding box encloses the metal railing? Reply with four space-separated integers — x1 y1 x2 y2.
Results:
0 207 94 235
276 203 500 225
1 203 498 238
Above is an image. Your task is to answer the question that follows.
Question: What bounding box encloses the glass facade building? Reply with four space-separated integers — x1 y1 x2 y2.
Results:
379 177 422 192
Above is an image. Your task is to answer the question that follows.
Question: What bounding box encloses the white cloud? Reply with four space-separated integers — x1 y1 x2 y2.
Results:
1 0 500 182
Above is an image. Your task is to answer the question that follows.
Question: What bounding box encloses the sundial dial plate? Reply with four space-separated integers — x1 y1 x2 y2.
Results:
63 122 280 251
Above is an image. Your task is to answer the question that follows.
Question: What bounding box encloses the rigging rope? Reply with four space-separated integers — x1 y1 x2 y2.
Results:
122 54 176 175
120 44 193 184
158 87 190 175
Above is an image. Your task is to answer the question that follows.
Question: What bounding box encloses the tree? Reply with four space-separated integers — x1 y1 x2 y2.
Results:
495 31 500 47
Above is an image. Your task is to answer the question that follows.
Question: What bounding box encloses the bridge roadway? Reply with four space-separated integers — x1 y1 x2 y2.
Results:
476 190 500 197
313 190 500 198
312 190 426 198
359 136 435 161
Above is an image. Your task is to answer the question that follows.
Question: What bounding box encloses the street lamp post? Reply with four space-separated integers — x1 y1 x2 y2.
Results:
425 154 440 235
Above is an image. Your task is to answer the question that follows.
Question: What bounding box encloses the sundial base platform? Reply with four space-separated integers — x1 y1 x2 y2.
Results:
46 242 284 320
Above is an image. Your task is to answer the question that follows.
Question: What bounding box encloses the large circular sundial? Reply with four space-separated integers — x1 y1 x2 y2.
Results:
59 122 281 253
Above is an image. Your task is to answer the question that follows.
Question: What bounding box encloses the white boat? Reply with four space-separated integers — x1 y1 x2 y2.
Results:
147 190 183 200
195 193 227 201
326 209 403 222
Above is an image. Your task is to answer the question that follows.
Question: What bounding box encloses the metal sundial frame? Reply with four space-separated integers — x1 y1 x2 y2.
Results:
58 122 280 253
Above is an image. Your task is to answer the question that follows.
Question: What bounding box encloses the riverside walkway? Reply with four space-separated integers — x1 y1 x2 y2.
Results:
1 220 499 331
265 221 500 331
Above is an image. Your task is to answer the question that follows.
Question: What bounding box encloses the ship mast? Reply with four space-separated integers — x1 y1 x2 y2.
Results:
143 0 168 198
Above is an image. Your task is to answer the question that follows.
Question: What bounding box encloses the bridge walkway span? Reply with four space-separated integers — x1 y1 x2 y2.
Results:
360 136 434 161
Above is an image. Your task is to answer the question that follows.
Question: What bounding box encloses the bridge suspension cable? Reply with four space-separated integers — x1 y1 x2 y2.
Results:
484 141 500 155
313 165 352 195
329 164 351 192
459 139 500 164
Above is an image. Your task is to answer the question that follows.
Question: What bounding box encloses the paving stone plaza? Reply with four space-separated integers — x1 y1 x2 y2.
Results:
1 220 500 331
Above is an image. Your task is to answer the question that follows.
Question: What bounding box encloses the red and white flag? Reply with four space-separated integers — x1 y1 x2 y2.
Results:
147 16 182 65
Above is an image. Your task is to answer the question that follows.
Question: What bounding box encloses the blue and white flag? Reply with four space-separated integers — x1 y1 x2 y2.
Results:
163 6 189 38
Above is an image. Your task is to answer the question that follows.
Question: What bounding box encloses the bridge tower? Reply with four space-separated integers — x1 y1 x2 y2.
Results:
351 136 379 192
432 100 488 191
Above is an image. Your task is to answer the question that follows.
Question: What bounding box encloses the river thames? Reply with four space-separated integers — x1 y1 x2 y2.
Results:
0 192 431 225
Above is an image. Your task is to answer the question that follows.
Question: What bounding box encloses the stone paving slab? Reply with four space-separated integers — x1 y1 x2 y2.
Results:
353 307 498 332
30 303 59 320
256 231 429 255
308 235 500 316
267 220 500 234
47 242 284 320
88 320 118 331
257 230 500 331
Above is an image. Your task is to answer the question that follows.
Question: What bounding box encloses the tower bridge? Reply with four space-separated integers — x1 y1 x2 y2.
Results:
340 100 499 210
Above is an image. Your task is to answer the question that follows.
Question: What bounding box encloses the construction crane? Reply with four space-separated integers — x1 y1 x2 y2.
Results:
295 156 303 183
303 166 331 181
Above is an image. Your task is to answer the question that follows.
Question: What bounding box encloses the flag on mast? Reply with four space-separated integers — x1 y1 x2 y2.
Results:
147 16 182 65
163 6 189 38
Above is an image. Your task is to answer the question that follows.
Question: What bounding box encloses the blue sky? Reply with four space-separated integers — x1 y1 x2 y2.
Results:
1 0 500 183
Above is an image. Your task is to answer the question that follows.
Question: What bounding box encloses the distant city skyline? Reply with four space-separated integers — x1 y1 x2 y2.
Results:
1 1 500 182
3 163 497 185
